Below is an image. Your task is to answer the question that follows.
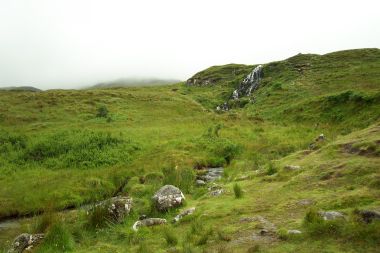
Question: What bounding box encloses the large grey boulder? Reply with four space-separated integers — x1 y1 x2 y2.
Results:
152 185 185 211
8 233 44 253
132 218 167 231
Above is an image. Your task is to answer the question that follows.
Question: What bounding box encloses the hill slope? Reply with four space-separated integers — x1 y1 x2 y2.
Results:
0 48 379 253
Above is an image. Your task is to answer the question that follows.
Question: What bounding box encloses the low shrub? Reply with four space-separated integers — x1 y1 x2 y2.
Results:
96 105 109 118
266 162 277 175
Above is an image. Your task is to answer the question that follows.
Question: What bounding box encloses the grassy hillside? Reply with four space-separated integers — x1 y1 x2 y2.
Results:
0 48 379 252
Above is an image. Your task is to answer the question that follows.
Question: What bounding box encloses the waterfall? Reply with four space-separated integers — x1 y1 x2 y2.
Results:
217 65 263 111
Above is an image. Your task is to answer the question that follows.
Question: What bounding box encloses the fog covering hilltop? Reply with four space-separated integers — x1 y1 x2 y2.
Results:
91 78 181 89
0 86 41 92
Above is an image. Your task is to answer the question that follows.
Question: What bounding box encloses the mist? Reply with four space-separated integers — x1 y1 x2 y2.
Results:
0 0 379 90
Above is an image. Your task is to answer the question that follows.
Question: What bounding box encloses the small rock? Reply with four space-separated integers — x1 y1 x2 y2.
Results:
355 210 380 223
318 211 345 220
235 175 250 181
8 233 44 253
209 189 224 197
132 218 167 231
196 180 206 186
297 199 314 206
173 207 196 223
139 214 147 220
287 230 302 234
239 217 255 223
284 165 301 170
316 134 325 142
152 185 185 211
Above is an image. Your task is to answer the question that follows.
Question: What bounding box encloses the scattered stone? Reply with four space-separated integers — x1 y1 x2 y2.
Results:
209 189 224 197
251 216 277 232
316 134 325 142
132 218 167 231
173 207 196 223
355 210 380 223
235 175 250 181
318 211 345 220
284 165 301 170
152 185 185 211
239 217 255 223
8 233 44 253
297 199 314 206
287 230 302 234
196 180 206 186
91 196 133 223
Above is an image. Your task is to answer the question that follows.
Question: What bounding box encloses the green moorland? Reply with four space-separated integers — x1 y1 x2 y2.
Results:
0 48 379 252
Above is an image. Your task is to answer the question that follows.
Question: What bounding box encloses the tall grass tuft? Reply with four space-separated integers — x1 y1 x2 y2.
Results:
162 167 195 194
233 183 243 199
163 227 178 246
85 203 113 229
36 222 74 253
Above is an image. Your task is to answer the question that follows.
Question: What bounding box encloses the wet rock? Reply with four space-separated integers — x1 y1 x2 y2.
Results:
284 165 301 170
216 65 263 111
196 179 206 186
173 207 196 223
132 218 167 231
8 233 44 253
198 167 224 182
355 210 380 223
287 229 302 234
91 196 133 223
318 211 345 220
152 185 185 211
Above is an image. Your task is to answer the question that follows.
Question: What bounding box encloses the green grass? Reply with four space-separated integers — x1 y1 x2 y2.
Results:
0 48 379 252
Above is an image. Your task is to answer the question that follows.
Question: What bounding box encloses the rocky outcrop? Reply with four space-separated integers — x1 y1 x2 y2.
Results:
217 65 263 111
90 196 133 223
152 185 185 211
173 207 196 223
132 218 167 231
7 233 44 253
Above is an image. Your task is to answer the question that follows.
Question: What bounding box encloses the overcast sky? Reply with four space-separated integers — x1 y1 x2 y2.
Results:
0 0 379 89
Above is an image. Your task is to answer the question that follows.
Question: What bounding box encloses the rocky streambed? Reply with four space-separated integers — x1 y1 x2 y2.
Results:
196 167 224 185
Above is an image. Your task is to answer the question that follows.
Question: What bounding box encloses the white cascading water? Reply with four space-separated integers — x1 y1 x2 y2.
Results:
217 65 263 111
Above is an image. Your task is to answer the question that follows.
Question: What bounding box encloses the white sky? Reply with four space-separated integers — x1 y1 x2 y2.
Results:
0 0 379 89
